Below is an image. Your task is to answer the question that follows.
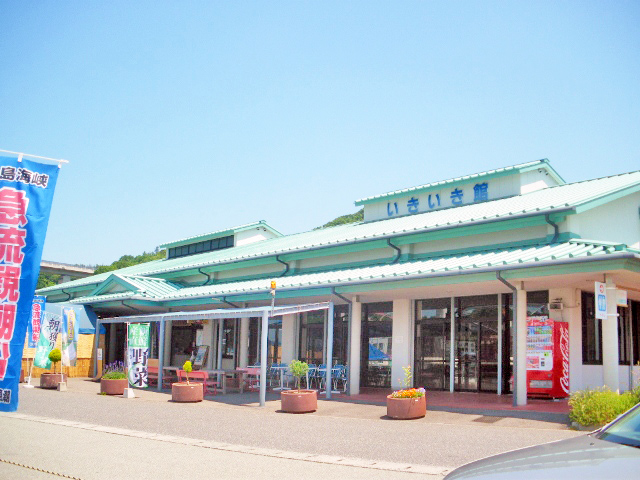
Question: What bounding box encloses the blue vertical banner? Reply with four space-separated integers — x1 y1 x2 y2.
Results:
0 156 59 412
27 295 46 348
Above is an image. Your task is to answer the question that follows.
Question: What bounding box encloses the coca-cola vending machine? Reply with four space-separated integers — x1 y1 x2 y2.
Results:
526 316 570 398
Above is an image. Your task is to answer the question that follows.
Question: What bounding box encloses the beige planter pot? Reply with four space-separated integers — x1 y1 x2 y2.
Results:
40 373 68 389
172 382 203 402
280 389 317 413
386 395 427 420
100 378 128 395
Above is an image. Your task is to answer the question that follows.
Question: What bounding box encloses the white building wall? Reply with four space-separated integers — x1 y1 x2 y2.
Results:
235 227 280 246
281 314 296 365
571 191 640 249
391 299 412 390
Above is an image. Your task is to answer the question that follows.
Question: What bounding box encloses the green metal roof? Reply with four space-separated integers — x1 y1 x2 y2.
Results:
69 240 639 305
39 169 640 296
354 159 565 206
157 220 283 249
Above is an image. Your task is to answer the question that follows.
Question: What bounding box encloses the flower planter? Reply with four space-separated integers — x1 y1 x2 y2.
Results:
39 373 68 389
100 378 128 395
280 389 317 413
386 395 427 420
171 382 203 402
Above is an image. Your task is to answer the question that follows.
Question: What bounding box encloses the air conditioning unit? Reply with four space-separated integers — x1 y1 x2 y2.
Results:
548 301 564 310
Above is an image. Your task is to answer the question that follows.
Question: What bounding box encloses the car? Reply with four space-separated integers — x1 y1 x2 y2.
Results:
444 403 640 479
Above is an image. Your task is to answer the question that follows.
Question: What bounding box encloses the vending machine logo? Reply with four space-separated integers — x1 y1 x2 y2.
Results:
559 324 570 395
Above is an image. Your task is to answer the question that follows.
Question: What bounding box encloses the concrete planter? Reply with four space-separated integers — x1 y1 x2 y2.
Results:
100 378 128 395
171 382 203 402
386 395 427 420
280 389 317 413
39 373 68 389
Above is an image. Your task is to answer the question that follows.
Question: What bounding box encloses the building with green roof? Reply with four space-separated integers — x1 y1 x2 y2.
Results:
37 159 640 405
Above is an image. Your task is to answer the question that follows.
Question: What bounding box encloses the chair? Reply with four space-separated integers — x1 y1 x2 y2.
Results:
178 369 218 396
306 364 317 389
162 368 178 389
237 367 261 392
147 366 159 387
317 364 327 390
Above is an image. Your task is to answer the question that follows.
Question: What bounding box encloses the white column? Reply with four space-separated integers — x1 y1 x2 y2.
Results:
164 321 172 366
349 300 362 395
280 314 296 365
326 303 334 399
217 319 224 370
497 294 503 395
515 284 528 406
603 275 620 392
391 299 412 390
259 311 269 407
239 317 249 368
449 297 455 393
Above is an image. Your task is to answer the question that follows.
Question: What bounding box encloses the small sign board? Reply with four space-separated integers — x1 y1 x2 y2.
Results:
97 348 103 361
595 282 607 320
617 289 628 307
193 345 209 368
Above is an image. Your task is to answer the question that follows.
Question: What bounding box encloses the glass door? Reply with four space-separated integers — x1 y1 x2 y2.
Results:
360 302 393 388
414 299 451 390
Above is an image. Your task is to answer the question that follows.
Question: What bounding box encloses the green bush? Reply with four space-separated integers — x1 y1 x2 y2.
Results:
102 371 127 380
288 360 309 392
48 348 62 373
569 387 640 427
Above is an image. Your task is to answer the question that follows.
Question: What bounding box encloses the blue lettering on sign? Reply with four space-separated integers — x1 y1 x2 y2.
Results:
407 197 419 214
597 294 606 312
387 202 399 217
473 183 489 202
450 188 464 205
427 194 440 209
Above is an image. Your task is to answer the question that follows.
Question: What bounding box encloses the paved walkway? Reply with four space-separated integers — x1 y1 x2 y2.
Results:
0 378 584 479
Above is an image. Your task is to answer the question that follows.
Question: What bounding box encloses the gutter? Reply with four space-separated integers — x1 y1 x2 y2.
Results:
198 268 213 286
156 251 640 303
220 296 239 308
387 239 402 264
545 214 560 243
276 255 290 277
121 300 145 313
61 288 72 301
496 272 519 407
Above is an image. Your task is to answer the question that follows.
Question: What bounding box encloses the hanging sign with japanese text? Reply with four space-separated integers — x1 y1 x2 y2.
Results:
27 295 45 348
33 312 61 369
127 323 150 388
0 156 59 412
61 307 78 367
595 282 608 321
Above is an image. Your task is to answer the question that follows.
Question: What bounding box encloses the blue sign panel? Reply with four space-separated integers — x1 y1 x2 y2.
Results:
0 157 59 412
27 295 46 348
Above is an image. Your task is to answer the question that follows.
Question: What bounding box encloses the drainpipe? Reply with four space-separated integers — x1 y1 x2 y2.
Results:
220 296 239 308
545 214 560 244
60 288 72 301
331 288 352 394
496 271 519 408
276 255 290 276
198 268 213 286
387 239 402 264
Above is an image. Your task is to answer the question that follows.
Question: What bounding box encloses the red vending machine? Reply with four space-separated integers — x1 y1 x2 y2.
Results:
526 316 570 398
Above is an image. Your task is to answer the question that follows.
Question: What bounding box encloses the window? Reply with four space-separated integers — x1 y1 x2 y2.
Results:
582 291 602 365
167 235 235 259
221 319 236 359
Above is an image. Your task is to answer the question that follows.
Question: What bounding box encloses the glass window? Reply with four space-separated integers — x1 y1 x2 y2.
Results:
360 302 393 388
299 311 325 365
582 291 602 365
221 319 236 359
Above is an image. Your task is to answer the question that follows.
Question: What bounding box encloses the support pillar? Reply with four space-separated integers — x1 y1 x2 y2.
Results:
239 317 249 368
348 300 361 395
603 275 620 392
158 319 165 392
281 314 296 365
391 299 411 390
326 302 334 399
515 284 527 406
259 311 269 407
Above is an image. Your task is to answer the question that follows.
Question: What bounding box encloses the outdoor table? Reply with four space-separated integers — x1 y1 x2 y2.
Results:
269 365 290 391
202 369 248 394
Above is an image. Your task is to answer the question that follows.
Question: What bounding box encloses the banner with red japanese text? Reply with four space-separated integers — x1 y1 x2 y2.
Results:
27 295 45 348
0 156 59 412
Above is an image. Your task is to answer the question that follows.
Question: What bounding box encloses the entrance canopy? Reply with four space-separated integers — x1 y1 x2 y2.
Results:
94 302 334 406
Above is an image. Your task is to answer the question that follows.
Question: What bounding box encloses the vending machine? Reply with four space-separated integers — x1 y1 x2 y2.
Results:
526 316 570 398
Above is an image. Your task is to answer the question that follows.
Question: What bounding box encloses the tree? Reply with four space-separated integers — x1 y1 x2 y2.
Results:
315 209 364 229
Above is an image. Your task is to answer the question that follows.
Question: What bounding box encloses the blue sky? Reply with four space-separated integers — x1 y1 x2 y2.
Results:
1 2 638 265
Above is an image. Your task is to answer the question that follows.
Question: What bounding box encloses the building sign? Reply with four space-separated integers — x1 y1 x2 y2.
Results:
27 295 45 348
0 157 59 412
595 282 608 320
127 323 150 388
384 182 491 218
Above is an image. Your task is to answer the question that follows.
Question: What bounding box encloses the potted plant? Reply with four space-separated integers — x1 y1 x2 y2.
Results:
280 360 317 413
40 348 68 389
171 360 203 402
386 366 426 420
100 361 128 395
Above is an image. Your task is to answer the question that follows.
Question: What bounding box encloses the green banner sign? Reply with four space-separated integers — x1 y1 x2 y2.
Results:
127 323 150 388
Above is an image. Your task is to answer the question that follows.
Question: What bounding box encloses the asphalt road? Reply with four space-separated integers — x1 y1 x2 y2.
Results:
1 379 583 479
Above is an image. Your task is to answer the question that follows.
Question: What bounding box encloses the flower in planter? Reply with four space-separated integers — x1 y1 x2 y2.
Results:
183 360 193 385
102 361 126 380
390 366 426 399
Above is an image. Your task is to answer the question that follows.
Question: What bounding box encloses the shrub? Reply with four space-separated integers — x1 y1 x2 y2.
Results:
183 360 192 385
288 360 309 392
569 387 640 427
48 349 61 373
102 371 127 380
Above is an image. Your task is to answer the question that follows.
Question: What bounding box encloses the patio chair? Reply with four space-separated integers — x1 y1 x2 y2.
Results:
178 370 218 396
306 364 317 389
